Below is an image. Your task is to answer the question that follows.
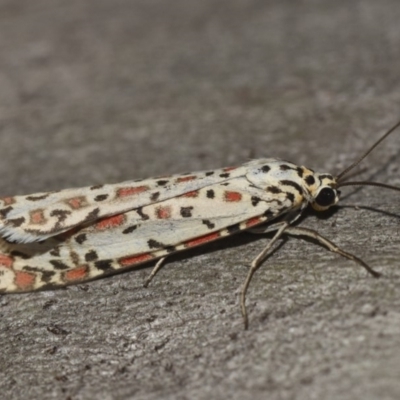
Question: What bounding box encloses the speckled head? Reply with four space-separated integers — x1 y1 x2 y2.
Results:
302 169 340 212
304 119 400 212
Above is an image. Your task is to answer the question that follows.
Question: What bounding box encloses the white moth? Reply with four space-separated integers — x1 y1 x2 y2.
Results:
0 121 399 328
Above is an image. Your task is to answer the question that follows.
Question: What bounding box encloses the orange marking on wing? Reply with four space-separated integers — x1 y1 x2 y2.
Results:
224 191 242 202
185 232 220 247
1 196 15 206
66 196 88 209
15 271 35 289
245 217 263 227
156 206 172 219
182 190 199 198
30 209 46 225
117 186 150 197
64 265 89 282
96 214 126 230
176 176 196 183
119 253 153 267
0 254 13 268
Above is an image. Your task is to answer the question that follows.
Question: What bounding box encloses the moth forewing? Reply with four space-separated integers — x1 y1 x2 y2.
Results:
0 164 249 244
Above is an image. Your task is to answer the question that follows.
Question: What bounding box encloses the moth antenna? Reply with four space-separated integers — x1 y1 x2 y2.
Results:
337 181 400 192
337 119 400 182
337 166 368 181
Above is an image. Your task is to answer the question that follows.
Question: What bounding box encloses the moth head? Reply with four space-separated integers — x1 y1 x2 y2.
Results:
309 119 400 212
306 173 340 211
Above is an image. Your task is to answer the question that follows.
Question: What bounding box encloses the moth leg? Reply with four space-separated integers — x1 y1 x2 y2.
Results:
284 226 381 278
240 222 289 330
143 257 167 288
240 222 287 269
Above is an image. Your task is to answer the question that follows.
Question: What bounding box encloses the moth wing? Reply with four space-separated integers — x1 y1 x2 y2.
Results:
5 174 297 290
0 164 251 243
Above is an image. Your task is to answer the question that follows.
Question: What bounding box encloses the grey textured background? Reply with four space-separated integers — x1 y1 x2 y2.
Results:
1 1 400 399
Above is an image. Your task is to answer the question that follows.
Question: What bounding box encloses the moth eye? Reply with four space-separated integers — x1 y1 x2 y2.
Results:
315 187 336 207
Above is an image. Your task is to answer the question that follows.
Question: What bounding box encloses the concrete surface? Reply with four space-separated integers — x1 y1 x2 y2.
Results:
1 1 400 399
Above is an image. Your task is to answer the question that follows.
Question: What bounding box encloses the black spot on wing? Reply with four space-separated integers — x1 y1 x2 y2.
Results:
6 217 25 227
206 189 215 199
90 184 104 190
219 173 230 178
180 207 193 218
148 239 165 249
157 180 169 186
251 196 261 206
151 192 160 201
94 194 109 202
83 208 100 223
266 186 282 194
75 234 87 244
205 171 215 176
123 225 137 234
50 209 72 222
0 206 13 218
70 251 80 265
147 240 174 251
261 165 271 173
202 219 215 229
95 260 114 271
26 193 51 201
137 207 150 221
85 250 98 262
10 250 30 259
49 260 70 270
40 270 56 282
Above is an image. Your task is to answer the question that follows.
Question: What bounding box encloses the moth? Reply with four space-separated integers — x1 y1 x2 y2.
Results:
0 121 399 329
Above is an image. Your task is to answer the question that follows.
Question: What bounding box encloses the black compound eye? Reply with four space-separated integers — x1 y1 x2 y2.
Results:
315 187 336 207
